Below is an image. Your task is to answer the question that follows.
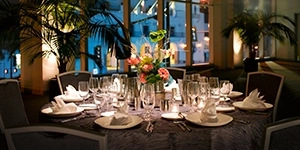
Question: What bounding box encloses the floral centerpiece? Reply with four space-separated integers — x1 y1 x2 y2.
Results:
127 29 172 84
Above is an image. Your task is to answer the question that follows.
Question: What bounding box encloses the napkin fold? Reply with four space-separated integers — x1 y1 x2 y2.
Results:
242 89 266 108
52 96 77 113
220 83 233 94
65 85 81 99
199 100 218 123
164 79 178 92
109 103 133 125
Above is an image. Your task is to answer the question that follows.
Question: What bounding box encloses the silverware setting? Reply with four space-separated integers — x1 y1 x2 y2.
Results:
174 112 192 132
60 112 95 123
233 118 251 124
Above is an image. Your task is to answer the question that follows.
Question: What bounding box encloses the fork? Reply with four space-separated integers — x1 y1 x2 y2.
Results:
174 120 186 131
178 112 192 132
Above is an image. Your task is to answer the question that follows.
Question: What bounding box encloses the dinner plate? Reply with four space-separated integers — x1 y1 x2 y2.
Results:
216 105 235 112
94 116 143 129
78 104 97 110
41 107 84 118
228 91 243 98
56 94 89 102
232 101 273 111
185 113 233 127
100 111 116 117
161 112 187 120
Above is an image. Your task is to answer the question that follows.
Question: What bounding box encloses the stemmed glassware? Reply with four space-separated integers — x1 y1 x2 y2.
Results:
78 81 89 103
208 77 220 105
198 82 210 111
187 81 199 112
140 83 155 121
220 80 231 102
110 74 120 103
89 77 99 104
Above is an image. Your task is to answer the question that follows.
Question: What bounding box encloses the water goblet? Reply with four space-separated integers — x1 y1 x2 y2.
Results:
89 77 99 104
208 77 220 105
198 82 210 111
78 81 89 103
220 80 231 102
187 81 199 112
140 83 155 121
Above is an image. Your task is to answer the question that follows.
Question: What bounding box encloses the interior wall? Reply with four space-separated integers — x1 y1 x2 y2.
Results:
275 0 300 61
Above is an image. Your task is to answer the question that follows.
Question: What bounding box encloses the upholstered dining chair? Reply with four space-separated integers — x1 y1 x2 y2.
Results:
0 79 29 128
5 124 107 150
263 116 300 150
56 70 92 95
166 67 186 82
246 71 284 122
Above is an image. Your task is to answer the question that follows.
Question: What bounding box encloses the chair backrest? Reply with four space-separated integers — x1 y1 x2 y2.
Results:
56 71 92 94
166 67 186 82
263 116 300 150
0 79 29 128
5 124 107 150
0 114 8 150
246 71 284 122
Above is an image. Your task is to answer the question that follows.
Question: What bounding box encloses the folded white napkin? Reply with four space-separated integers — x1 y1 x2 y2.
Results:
199 100 218 123
220 83 233 94
242 89 266 108
51 97 77 113
164 80 179 92
109 103 133 125
65 85 81 99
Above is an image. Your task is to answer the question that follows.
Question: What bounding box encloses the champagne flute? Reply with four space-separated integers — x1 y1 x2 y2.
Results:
78 81 89 104
187 81 199 112
140 83 155 121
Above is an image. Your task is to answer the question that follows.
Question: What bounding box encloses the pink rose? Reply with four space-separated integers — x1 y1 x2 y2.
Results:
127 57 140 65
158 68 169 81
142 64 153 72
140 73 147 84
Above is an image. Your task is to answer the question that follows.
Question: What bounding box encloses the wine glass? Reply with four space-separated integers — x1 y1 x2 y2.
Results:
89 77 99 104
78 81 89 104
187 81 199 112
198 76 208 83
140 83 155 121
118 74 128 102
198 82 210 111
110 74 120 103
220 80 231 102
208 77 220 105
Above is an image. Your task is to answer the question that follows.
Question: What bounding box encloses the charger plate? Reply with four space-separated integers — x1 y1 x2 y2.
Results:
185 113 233 127
232 101 273 111
94 116 143 129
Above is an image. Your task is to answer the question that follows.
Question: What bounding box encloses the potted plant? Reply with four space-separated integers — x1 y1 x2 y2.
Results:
221 9 297 72
0 0 132 73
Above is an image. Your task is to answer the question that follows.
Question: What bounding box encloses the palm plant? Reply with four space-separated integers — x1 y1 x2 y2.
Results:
0 0 131 73
221 9 297 60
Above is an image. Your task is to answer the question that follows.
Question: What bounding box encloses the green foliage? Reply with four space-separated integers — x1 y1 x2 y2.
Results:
221 9 296 57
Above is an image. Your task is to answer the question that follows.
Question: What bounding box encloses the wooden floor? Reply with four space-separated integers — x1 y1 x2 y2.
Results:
21 60 300 124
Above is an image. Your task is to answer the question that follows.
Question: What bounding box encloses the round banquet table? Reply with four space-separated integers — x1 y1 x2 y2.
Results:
40 99 272 150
